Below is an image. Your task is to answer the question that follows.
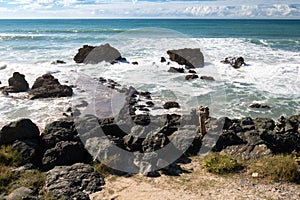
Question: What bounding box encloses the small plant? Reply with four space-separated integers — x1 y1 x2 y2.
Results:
0 165 17 194
248 154 299 182
0 145 24 167
202 152 244 174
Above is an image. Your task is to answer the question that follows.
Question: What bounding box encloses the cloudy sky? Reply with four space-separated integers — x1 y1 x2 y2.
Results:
0 0 299 19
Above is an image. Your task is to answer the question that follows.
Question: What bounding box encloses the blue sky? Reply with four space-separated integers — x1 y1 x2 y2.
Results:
0 0 299 19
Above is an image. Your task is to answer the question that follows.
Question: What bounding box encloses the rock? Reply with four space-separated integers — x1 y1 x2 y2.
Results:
3 72 29 93
188 70 196 74
200 76 215 81
254 118 275 130
221 56 245 69
132 114 151 126
249 103 271 109
0 119 40 145
167 67 184 73
221 144 273 160
142 132 169 153
163 101 180 109
131 61 138 65
51 60 66 64
74 43 122 64
45 163 105 200
185 74 199 80
42 141 92 170
123 134 144 152
5 187 34 200
167 48 204 68
29 74 73 99
12 139 42 166
213 130 245 152
161 57 166 62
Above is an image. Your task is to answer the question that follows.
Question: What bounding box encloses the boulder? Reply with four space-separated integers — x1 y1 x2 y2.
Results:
42 141 92 170
12 139 42 166
161 57 166 62
45 163 105 200
163 101 180 109
249 103 271 109
74 43 122 64
167 48 204 68
142 132 169 153
2 72 29 93
29 74 73 99
221 57 245 69
167 67 184 73
5 187 34 200
200 76 215 81
185 74 199 80
0 119 40 145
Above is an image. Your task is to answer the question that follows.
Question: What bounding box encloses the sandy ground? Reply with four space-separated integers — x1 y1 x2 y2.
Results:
90 157 300 200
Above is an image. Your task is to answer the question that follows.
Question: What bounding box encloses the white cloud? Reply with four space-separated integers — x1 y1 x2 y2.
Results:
0 0 300 18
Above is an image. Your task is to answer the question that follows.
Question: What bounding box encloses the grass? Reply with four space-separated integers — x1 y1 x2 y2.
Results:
0 145 24 167
202 152 245 175
248 154 299 182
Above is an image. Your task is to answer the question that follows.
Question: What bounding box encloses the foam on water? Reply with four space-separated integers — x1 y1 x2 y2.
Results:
0 37 299 129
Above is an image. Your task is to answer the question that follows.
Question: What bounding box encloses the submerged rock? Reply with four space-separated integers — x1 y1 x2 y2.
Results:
167 48 204 68
29 73 73 99
249 103 271 109
185 74 199 80
168 67 184 73
221 56 246 69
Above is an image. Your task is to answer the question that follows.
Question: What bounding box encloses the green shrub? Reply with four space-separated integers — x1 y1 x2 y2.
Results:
0 145 24 167
202 152 244 174
248 154 299 182
0 165 17 194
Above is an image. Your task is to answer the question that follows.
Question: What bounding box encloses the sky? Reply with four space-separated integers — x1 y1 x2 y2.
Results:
0 0 299 19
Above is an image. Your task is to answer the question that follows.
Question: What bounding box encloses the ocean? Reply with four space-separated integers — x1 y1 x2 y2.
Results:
0 19 299 129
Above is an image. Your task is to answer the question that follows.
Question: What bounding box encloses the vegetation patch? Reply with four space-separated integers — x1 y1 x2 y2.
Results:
0 145 24 167
202 152 245 175
248 154 299 182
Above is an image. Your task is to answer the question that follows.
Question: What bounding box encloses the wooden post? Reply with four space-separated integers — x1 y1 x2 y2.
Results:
199 106 209 138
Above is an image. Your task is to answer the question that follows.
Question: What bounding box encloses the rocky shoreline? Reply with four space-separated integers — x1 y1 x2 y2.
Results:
0 44 299 199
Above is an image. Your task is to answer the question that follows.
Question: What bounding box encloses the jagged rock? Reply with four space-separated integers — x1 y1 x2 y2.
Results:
221 56 245 69
42 141 92 170
2 72 29 93
200 76 215 81
74 43 122 64
5 187 34 200
0 119 39 145
12 139 42 166
167 67 184 73
51 60 66 64
163 101 180 109
167 48 204 68
45 163 105 200
161 57 166 62
213 130 246 152
254 118 275 130
221 144 273 160
249 103 271 109
29 74 73 99
142 132 169 153
185 74 199 80
188 70 196 74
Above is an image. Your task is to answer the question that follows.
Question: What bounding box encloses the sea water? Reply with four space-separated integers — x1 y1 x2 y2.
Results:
0 19 299 129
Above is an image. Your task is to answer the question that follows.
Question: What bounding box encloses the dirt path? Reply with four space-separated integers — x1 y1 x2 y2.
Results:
90 157 300 200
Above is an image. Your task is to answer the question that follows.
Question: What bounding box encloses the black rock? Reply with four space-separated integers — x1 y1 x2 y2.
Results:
200 76 215 81
2 72 29 93
168 67 184 73
167 48 204 68
161 57 166 62
185 74 199 80
249 103 271 109
163 101 180 109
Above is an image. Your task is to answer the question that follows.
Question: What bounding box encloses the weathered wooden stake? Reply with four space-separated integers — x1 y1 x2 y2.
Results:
198 106 209 138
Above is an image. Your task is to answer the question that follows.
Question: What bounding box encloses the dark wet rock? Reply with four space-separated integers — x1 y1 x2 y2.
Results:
45 163 105 200
167 48 204 68
249 103 271 109
146 101 155 107
188 70 196 74
200 76 215 81
12 139 42 166
237 129 264 146
131 61 138 65
2 72 29 93
167 67 184 73
221 56 246 69
51 60 66 64
123 134 144 152
185 74 199 80
163 101 180 109
0 119 39 145
74 43 122 64
254 118 275 131
221 144 273 160
161 57 166 62
42 141 92 170
29 74 73 99
133 114 151 126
